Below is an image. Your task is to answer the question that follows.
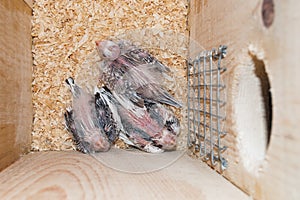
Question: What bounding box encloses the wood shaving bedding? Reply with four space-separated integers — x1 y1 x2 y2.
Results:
31 0 189 151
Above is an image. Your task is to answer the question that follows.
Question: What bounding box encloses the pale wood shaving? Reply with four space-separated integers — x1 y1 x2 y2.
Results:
32 0 189 151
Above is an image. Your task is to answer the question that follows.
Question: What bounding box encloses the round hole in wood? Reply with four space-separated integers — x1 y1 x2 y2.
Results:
234 54 272 174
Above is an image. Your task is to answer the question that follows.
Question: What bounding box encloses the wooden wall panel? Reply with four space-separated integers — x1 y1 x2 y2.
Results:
0 0 32 171
23 0 33 9
189 0 300 199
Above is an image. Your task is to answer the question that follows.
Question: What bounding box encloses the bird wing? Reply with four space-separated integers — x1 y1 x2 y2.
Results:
119 40 170 73
119 64 182 108
94 91 118 143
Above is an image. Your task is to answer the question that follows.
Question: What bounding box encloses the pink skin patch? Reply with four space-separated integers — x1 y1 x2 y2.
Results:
93 137 110 152
96 40 120 61
127 110 163 137
152 129 177 150
86 130 110 152
130 133 151 147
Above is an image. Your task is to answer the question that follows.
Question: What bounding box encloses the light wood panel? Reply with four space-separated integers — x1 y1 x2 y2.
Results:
0 151 249 200
189 0 300 199
0 0 32 171
23 0 33 9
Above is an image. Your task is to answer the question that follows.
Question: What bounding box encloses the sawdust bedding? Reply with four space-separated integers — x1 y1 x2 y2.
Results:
31 0 189 151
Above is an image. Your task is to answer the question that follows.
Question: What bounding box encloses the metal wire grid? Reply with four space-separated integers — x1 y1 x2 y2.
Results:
187 45 228 171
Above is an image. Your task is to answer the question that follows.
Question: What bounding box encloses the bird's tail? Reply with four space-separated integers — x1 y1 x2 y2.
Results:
159 91 182 108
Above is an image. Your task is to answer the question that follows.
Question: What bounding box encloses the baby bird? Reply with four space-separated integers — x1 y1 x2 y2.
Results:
95 87 163 153
95 40 182 109
95 87 180 153
145 101 180 151
64 77 110 153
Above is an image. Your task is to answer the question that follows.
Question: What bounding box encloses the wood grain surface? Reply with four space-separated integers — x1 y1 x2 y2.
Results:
0 151 249 200
189 0 300 199
23 0 32 9
0 0 32 171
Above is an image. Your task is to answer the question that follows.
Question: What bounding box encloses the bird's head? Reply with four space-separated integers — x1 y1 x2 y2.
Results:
88 132 111 153
95 40 120 61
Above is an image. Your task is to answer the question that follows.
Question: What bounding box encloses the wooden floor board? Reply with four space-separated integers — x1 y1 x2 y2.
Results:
0 150 249 200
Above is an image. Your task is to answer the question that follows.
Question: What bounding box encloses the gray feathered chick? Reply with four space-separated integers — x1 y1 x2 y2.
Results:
95 87 180 152
64 77 110 153
95 40 182 109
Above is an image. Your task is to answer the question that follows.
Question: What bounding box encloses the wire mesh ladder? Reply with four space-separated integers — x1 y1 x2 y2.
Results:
187 45 228 171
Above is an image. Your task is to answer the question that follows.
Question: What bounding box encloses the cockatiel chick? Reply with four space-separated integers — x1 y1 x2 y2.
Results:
95 40 182 111
94 87 160 153
95 87 180 153
64 77 111 153
145 101 180 151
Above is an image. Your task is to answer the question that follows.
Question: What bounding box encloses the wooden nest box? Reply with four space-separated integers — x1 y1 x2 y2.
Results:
0 0 299 199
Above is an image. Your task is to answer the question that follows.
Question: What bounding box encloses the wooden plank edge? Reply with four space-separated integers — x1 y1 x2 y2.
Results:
23 0 33 9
